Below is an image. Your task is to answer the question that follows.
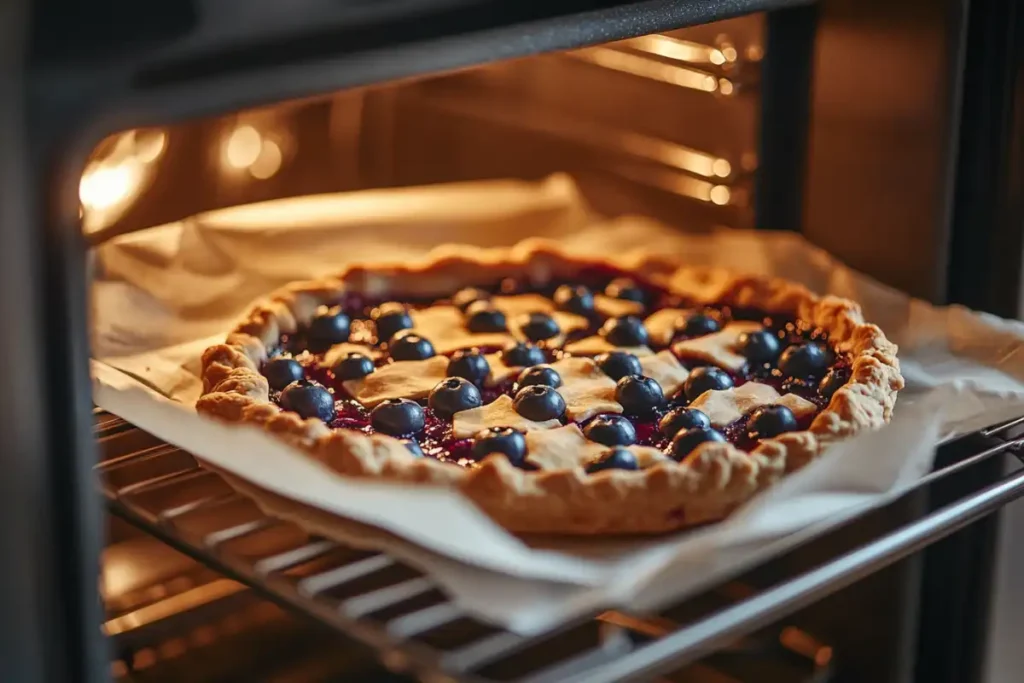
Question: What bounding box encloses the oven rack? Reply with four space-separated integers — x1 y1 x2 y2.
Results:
95 410 1024 683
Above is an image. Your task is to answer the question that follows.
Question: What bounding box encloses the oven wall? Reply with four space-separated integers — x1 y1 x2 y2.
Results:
801 0 967 303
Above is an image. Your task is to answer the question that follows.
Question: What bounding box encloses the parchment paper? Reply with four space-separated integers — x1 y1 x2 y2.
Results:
90 176 1024 634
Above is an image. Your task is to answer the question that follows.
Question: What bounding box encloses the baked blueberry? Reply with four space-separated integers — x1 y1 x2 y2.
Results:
279 379 336 422
747 405 799 440
471 426 527 465
452 287 490 312
516 364 562 390
502 342 546 368
553 284 595 315
388 331 436 361
658 407 712 439
263 357 305 391
429 377 483 419
513 384 566 421
601 316 650 347
677 312 721 337
465 301 508 333
307 308 351 349
669 426 727 461
402 439 424 457
615 375 666 416
596 351 644 381
331 352 375 381
585 447 639 473
683 366 734 402
737 328 782 365
370 398 426 436
372 303 414 342
584 414 637 446
517 312 561 342
819 367 848 399
447 349 491 386
779 343 830 380
605 277 646 303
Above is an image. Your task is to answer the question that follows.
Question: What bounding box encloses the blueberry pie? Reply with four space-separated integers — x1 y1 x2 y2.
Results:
197 240 903 535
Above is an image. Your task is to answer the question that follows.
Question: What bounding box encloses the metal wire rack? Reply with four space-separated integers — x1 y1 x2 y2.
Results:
95 409 1024 683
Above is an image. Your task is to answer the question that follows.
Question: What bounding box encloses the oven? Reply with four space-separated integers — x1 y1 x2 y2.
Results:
4 0 1024 681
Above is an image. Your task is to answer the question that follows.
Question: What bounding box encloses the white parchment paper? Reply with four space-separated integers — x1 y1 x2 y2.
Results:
90 176 1024 634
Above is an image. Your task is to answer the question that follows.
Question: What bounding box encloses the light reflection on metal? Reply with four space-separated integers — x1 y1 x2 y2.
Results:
569 47 719 93
415 91 732 180
614 164 738 206
79 129 167 232
624 34 735 67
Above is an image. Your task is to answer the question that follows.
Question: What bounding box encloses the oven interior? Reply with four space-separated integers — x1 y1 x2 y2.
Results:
8 0 1024 681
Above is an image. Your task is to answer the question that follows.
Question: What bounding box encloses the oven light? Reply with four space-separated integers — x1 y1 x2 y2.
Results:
79 129 166 231
224 125 263 169
221 124 284 179
249 139 282 179
570 47 719 92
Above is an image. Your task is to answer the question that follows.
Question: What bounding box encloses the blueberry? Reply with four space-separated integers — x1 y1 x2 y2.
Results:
737 328 782 365
517 312 561 342
747 405 799 440
596 351 644 381
471 426 527 465
370 398 426 436
585 447 639 473
605 277 646 303
516 364 562 390
553 284 595 315
402 439 424 457
372 302 414 343
513 384 566 421
502 343 546 368
332 352 375 381
388 331 436 361
263 357 305 391
669 426 727 461
819 367 848 399
658 407 711 439
779 343 830 380
615 375 666 416
447 350 491 386
307 308 351 349
677 312 721 337
683 366 734 402
279 379 336 422
601 316 650 347
584 414 637 446
428 377 483 419
453 287 490 312
465 301 508 333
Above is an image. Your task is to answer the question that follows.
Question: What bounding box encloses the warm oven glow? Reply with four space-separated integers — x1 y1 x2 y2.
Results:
79 129 166 231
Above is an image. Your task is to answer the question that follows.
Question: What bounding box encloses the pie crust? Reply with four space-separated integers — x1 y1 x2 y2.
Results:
196 239 903 535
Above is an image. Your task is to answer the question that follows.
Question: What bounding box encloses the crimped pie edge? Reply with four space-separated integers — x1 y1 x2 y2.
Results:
195 238 904 535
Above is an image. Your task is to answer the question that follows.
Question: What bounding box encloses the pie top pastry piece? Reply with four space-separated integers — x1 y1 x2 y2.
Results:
197 239 903 535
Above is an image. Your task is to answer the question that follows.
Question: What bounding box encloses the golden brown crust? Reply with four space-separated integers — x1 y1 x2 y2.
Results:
195 238 904 535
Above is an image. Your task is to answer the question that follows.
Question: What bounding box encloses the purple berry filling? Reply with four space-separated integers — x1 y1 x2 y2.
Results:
262 271 851 470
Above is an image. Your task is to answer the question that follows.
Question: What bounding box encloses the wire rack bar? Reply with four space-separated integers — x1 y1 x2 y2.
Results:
94 411 1024 682
561 466 1024 683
